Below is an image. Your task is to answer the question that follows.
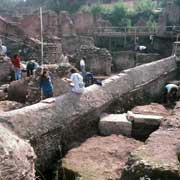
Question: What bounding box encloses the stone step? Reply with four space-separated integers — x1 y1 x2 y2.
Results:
99 113 132 137
127 111 164 126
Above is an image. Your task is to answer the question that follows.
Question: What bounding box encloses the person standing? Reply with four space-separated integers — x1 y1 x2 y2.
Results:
60 52 69 64
80 57 86 73
12 54 21 80
39 70 54 99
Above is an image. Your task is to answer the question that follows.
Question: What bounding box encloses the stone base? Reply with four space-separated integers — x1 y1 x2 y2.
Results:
99 113 132 137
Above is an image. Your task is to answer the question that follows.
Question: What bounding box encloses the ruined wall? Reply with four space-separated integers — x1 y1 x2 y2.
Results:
0 56 177 172
73 45 112 75
158 1 180 36
112 51 161 72
73 12 94 34
112 51 135 72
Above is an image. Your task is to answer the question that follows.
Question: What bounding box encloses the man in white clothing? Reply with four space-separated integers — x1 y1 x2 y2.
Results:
80 57 86 73
60 52 69 64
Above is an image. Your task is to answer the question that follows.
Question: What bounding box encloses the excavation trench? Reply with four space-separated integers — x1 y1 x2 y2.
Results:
42 75 176 180
0 56 178 180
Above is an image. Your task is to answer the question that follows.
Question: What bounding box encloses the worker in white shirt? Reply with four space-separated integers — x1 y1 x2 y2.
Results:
80 57 86 73
164 84 179 104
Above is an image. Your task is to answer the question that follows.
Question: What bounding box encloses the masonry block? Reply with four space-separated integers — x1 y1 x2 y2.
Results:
99 114 132 137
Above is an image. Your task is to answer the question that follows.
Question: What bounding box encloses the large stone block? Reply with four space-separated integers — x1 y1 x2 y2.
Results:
121 128 180 180
127 111 164 126
99 113 132 137
62 135 142 180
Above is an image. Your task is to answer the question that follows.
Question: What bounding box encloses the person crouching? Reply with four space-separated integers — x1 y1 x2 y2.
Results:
164 84 179 105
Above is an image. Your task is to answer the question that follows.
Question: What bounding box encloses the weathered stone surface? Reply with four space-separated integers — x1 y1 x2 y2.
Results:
62 36 94 54
162 102 180 129
131 103 171 117
0 124 36 180
0 60 11 82
128 111 164 126
121 128 180 180
112 51 135 72
99 113 132 137
62 135 142 180
135 53 161 66
0 100 24 112
59 11 76 37
127 111 163 141
123 56 177 88
73 45 112 75
73 12 94 34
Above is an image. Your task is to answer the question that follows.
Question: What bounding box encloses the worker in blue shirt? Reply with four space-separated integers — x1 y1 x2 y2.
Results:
39 69 53 99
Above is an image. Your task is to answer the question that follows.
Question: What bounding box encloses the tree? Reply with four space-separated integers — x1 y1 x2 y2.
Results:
0 0 22 10
103 1 129 26
135 0 156 14
25 0 85 13
175 0 180 6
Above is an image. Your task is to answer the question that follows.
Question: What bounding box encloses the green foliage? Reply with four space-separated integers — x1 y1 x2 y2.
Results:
91 3 104 16
45 0 84 13
0 0 22 10
103 1 129 26
79 2 106 16
175 0 180 6
135 0 156 13
79 5 91 12
146 15 157 31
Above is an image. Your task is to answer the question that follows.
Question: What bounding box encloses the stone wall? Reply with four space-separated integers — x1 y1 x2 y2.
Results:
61 36 94 54
73 45 112 75
112 51 161 72
73 12 94 34
0 56 177 172
112 51 135 72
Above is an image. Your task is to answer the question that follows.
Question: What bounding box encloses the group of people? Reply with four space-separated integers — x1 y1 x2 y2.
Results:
40 55 103 99
11 54 39 80
10 53 97 99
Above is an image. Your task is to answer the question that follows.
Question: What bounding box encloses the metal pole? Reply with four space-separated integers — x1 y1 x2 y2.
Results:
40 7 44 65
